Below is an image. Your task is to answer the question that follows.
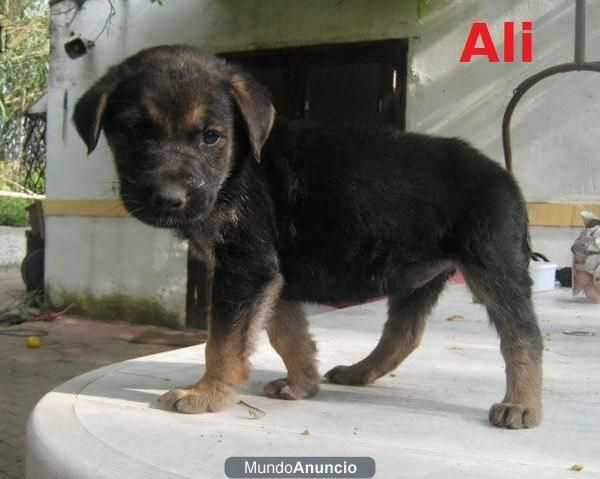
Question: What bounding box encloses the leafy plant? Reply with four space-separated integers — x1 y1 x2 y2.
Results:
0 0 49 203
0 0 50 124
0 196 30 226
417 0 432 19
0 161 34 225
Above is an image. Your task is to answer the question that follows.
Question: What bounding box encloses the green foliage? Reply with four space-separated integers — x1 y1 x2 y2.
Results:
0 197 31 226
0 158 38 225
417 0 432 19
0 0 163 123
0 0 50 124
0 161 31 225
1 0 48 199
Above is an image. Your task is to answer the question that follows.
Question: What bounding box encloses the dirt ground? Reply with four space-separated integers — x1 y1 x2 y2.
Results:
0 270 205 479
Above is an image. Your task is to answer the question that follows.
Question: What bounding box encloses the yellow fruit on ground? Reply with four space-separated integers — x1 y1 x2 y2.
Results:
26 336 41 348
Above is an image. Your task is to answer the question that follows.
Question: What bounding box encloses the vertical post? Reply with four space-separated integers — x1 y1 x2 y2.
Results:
575 0 586 65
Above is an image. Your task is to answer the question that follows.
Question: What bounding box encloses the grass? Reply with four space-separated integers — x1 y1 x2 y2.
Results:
0 161 34 226
0 197 31 226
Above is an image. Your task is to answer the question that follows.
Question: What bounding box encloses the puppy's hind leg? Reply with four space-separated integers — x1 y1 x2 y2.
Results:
458 175 543 428
264 300 320 400
463 260 543 429
326 267 451 386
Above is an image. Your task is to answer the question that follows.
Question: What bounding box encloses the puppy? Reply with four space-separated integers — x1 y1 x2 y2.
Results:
73 45 543 428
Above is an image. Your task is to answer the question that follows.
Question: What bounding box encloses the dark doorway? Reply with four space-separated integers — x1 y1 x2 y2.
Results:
186 40 409 328
222 40 408 128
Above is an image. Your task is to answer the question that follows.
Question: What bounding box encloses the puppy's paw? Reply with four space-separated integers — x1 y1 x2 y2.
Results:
263 377 319 400
159 382 231 414
488 402 542 429
325 364 372 385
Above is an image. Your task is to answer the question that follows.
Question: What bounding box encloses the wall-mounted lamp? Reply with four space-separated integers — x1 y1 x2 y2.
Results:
64 35 95 60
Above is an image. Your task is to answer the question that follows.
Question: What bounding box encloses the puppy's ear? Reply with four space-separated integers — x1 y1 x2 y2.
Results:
73 72 118 154
230 73 275 162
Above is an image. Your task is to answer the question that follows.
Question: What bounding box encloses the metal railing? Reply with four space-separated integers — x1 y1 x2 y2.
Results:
502 0 600 174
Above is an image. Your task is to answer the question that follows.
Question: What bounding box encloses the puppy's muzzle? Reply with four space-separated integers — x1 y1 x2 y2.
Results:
150 181 187 214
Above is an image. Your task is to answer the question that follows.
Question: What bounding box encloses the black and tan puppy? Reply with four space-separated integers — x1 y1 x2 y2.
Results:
73 45 543 428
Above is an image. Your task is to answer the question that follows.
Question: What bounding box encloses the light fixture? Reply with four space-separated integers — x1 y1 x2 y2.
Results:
64 34 95 60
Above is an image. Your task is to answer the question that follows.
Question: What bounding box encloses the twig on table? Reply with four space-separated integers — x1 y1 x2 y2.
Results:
238 400 266 419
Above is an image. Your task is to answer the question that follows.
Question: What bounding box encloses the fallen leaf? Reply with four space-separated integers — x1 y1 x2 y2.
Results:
35 312 59 322
33 304 74 322
570 464 584 472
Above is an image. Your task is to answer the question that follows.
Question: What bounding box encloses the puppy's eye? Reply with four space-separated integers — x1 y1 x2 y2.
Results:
129 122 149 137
201 130 221 146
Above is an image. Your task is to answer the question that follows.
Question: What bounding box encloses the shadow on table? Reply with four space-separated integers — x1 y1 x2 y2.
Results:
51 359 492 428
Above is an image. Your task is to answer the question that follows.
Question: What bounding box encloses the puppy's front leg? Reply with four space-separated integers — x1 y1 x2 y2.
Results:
160 272 283 414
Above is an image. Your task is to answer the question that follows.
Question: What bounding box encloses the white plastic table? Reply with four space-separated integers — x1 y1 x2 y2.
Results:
26 285 600 478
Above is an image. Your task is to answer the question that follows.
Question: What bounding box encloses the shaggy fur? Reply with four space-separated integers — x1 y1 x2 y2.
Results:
73 45 543 428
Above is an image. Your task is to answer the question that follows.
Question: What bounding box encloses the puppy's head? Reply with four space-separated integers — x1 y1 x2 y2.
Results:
73 45 274 228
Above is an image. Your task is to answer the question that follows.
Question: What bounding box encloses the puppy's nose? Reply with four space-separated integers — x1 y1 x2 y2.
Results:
152 184 187 212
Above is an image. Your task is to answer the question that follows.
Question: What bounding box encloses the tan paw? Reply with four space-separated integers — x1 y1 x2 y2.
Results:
263 377 319 400
489 402 542 429
325 365 372 385
159 382 231 414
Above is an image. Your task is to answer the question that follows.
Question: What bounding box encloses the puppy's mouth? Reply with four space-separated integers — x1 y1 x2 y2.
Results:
135 211 193 229
121 199 197 229
119 180 212 229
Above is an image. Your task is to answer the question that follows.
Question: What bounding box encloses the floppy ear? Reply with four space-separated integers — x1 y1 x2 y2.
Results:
73 72 118 154
230 73 275 162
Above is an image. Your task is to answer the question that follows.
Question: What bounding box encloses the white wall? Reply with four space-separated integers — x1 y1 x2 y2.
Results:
46 0 599 317
410 0 600 203
45 217 187 316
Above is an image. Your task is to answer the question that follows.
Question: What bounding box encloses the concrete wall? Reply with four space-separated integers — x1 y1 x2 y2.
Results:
44 217 187 317
46 0 600 319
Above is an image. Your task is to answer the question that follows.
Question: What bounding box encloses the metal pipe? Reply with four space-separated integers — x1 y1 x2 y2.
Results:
575 0 586 65
502 62 600 174
501 0 600 174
